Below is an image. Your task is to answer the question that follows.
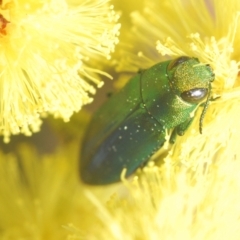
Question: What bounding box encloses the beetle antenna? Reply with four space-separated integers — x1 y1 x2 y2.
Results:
199 83 211 134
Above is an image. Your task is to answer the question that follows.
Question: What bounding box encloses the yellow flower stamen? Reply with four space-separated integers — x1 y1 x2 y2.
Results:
0 0 120 143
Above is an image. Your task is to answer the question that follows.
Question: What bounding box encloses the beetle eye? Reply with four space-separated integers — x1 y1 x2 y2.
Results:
181 88 208 103
167 56 191 71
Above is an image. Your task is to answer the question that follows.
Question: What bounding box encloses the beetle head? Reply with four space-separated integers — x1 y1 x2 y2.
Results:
167 56 215 133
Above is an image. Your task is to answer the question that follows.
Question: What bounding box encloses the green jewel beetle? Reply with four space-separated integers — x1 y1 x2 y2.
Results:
80 56 215 185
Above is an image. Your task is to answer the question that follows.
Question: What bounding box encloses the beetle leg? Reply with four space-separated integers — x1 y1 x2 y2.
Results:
177 118 194 135
169 128 178 144
169 118 194 144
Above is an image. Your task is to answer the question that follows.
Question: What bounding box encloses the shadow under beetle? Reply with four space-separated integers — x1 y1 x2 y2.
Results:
80 56 215 185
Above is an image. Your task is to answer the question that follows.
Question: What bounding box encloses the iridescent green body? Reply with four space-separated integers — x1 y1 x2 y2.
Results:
80 56 215 185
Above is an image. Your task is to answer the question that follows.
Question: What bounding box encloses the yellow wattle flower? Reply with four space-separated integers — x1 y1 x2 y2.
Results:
0 0 120 143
